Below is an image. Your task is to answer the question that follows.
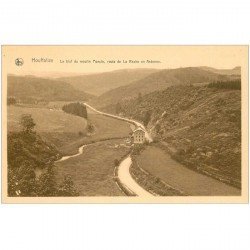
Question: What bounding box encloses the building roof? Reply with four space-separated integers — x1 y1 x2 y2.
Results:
133 127 145 133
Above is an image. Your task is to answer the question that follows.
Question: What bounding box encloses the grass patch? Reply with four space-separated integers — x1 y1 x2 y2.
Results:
134 144 241 196
54 139 131 196
7 106 132 155
130 159 184 196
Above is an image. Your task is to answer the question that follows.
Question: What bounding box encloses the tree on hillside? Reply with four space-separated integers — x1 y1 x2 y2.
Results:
115 102 123 114
138 92 142 103
143 110 152 126
20 114 36 133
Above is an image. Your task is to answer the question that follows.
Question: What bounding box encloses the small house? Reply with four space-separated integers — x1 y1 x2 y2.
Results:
133 127 145 144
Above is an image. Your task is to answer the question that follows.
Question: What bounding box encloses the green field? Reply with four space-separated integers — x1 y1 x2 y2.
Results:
8 106 88 133
135 144 241 196
56 113 132 154
8 106 132 155
54 139 130 196
8 106 88 154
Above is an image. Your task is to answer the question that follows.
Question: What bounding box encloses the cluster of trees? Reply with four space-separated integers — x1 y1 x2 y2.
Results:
208 79 241 90
62 102 88 119
8 114 79 197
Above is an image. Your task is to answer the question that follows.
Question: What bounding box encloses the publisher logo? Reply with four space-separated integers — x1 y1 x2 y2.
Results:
15 58 24 66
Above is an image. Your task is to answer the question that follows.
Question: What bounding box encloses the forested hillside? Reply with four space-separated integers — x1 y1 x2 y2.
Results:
59 68 158 96
8 75 93 103
114 83 241 188
92 67 235 109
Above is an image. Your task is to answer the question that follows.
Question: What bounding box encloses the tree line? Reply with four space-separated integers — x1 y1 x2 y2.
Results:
208 79 241 90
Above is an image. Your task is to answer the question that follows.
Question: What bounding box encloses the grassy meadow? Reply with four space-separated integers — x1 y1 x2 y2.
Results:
54 139 130 196
8 106 88 154
8 105 132 155
57 113 132 155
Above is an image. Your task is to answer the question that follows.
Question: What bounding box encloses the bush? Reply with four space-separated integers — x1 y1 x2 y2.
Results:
87 123 95 133
114 159 120 166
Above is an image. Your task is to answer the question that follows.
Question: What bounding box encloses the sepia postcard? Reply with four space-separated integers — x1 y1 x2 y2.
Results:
1 45 249 203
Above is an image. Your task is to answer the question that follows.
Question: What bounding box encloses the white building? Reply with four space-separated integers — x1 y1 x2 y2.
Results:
133 127 145 144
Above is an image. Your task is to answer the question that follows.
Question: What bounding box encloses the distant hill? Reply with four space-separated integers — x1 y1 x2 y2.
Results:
58 68 158 96
199 66 241 76
116 84 241 188
92 67 235 109
8 75 93 102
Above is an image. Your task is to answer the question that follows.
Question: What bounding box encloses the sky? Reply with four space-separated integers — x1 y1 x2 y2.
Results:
2 45 248 77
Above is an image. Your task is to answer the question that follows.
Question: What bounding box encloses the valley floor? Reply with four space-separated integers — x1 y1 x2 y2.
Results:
7 102 242 197
7 105 131 155
54 139 130 196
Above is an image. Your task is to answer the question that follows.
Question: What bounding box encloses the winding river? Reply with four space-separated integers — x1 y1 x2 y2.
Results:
55 145 86 162
56 103 154 197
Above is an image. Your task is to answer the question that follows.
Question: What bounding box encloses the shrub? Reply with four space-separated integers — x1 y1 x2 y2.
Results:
87 123 95 133
114 159 120 166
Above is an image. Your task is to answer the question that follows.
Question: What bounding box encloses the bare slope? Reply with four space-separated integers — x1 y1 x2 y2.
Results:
199 66 241 76
8 75 93 102
93 67 233 109
59 68 158 96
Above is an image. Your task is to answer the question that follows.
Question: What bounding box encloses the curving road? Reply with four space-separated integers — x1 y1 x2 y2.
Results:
84 103 153 142
118 156 154 197
84 103 154 196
